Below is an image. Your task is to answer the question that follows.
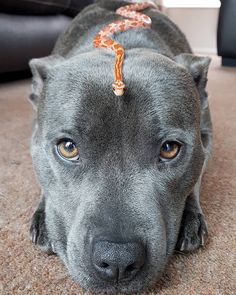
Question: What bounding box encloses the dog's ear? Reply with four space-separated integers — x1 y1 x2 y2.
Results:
29 54 63 110
175 53 211 108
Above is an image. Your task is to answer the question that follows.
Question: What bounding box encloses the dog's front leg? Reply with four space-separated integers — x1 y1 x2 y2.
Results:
29 195 54 254
175 177 208 253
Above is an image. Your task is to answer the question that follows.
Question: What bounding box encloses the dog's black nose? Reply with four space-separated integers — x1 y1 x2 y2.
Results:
92 239 145 282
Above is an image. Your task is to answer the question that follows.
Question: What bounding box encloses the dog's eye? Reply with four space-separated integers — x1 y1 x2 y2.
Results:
57 139 79 161
159 141 181 161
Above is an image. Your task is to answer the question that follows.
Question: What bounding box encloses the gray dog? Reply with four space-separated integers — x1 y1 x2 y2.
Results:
29 0 212 293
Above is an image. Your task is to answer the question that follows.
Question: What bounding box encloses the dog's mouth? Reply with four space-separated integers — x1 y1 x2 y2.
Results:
63 235 167 294
67 260 160 294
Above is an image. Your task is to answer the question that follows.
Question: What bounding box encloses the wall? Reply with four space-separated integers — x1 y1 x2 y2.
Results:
164 6 220 54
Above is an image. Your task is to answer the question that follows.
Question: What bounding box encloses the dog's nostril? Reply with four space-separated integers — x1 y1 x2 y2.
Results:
92 239 146 282
100 262 109 268
125 263 136 272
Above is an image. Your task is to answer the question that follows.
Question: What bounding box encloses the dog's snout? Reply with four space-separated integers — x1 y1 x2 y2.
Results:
92 239 146 282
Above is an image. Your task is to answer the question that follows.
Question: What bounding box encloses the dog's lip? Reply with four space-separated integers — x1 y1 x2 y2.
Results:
66 238 164 293
68 264 153 294
71 267 158 294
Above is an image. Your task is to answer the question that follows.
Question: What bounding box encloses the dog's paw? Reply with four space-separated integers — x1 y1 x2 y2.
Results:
30 209 54 254
175 211 208 253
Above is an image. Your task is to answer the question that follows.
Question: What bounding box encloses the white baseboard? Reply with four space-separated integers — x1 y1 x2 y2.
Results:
162 0 221 8
193 47 217 55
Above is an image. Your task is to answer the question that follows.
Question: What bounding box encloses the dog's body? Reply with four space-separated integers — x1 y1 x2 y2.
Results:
29 1 212 293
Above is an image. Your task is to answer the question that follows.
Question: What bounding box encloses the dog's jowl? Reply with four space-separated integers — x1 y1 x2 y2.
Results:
29 1 212 293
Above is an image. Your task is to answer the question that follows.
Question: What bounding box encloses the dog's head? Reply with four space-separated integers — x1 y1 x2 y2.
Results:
29 49 210 293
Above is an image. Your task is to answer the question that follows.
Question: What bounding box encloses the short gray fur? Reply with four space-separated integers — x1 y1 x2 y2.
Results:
29 1 212 293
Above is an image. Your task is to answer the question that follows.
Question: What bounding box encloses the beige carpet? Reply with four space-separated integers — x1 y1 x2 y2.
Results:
0 56 235 294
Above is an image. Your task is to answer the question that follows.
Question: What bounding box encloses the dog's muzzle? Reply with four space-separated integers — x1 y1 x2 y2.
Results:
92 237 146 282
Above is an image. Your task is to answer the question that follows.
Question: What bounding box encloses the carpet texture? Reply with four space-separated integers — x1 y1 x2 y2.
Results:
0 56 235 294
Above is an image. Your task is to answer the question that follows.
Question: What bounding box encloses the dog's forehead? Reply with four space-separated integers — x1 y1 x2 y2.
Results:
42 51 200 134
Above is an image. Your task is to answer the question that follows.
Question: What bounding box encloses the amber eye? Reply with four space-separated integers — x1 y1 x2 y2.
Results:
57 139 79 160
159 141 181 161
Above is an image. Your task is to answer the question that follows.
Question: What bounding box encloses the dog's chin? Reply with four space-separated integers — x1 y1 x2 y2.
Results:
65 251 166 294
62 231 169 294
67 266 163 294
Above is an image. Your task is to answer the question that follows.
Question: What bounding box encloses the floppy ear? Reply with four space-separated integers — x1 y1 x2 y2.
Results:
175 53 211 108
29 54 63 110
